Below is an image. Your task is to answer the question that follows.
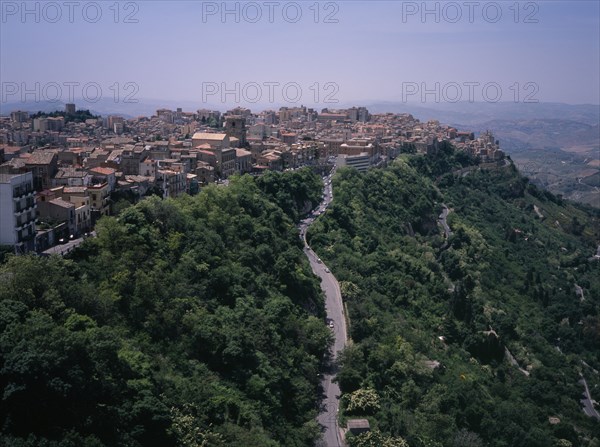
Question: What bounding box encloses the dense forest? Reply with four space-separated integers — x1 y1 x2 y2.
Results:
0 170 330 446
307 144 600 447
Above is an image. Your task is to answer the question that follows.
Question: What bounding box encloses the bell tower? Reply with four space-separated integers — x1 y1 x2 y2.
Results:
224 115 246 148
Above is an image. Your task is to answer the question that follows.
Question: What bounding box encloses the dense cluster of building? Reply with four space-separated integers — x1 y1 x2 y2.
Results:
0 103 503 253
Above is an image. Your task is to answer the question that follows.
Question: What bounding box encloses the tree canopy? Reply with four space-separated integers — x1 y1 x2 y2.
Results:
308 148 600 447
0 171 330 446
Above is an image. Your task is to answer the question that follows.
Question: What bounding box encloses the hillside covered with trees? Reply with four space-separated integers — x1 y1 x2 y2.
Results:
308 145 600 447
2 151 599 447
0 171 329 446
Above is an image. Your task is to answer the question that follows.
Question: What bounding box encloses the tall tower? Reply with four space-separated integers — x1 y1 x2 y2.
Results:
224 115 246 148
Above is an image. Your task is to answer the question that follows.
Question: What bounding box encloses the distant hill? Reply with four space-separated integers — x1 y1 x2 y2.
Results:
463 119 599 152
366 101 600 127
453 119 600 208
364 101 599 208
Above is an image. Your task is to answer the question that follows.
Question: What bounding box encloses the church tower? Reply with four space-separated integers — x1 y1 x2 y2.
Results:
224 115 246 148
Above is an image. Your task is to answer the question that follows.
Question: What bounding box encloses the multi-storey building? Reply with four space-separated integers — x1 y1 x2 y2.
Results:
120 145 148 175
337 152 371 172
0 172 37 251
235 149 252 174
61 187 92 236
10 111 29 123
191 133 237 178
221 148 237 178
224 116 247 147
156 169 186 198
25 151 58 190
88 182 110 221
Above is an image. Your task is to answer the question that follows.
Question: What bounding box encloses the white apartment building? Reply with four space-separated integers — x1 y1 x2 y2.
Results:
0 172 37 251
337 152 371 173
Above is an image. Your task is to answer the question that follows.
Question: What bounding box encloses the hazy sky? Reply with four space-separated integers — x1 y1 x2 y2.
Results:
1 0 599 112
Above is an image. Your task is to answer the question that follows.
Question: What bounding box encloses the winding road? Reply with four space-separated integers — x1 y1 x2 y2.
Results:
579 374 600 421
299 171 348 447
438 204 452 238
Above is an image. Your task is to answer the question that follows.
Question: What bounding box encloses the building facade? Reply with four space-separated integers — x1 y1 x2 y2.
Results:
0 172 37 251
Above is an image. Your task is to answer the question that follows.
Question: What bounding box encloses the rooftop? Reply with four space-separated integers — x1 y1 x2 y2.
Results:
347 419 370 430
63 186 88 194
55 168 88 179
25 151 56 165
89 167 116 176
192 132 228 141
125 175 153 183
196 150 217 157
49 198 74 209
1 158 26 170
236 149 251 157
0 172 31 183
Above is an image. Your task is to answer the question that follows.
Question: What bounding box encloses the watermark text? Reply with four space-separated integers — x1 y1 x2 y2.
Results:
202 81 339 104
401 81 539 103
1 1 139 24
201 1 339 24
401 1 539 24
2 81 140 103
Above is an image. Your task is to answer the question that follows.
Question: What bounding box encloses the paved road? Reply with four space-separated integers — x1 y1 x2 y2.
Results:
579 374 600 421
299 170 348 447
587 245 600 262
41 231 96 256
505 347 530 377
438 204 452 238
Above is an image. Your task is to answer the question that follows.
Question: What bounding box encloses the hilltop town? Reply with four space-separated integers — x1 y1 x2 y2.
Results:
0 104 503 253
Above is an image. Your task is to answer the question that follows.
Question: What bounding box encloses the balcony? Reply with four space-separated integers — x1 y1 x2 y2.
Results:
13 190 34 199
14 201 36 215
17 229 35 244
13 185 34 199
15 211 37 227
